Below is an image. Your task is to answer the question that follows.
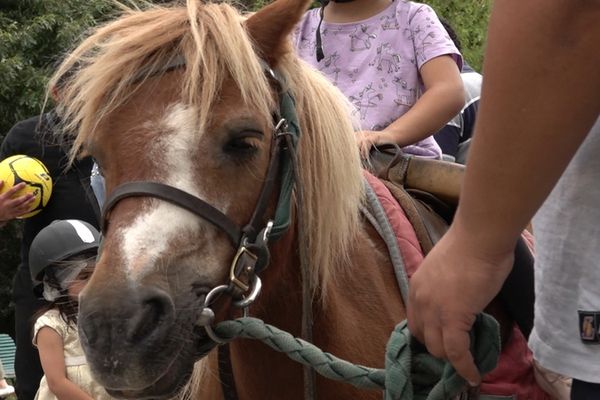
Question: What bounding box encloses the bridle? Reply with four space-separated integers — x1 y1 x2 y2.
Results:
100 57 302 342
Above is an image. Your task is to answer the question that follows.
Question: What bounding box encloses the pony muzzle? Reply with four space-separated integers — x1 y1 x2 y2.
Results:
78 285 179 389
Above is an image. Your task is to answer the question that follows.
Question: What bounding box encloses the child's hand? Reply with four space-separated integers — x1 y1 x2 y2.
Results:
0 181 36 222
355 130 396 159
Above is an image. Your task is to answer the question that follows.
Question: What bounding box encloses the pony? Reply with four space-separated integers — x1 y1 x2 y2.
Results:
52 0 517 399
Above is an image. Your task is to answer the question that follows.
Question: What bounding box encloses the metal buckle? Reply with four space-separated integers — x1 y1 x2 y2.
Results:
229 246 258 292
198 222 271 344
274 118 289 140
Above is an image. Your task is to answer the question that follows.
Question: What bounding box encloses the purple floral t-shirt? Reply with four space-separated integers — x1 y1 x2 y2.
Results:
294 0 462 158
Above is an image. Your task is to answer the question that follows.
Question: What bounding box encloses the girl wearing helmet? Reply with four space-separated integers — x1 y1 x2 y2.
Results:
294 0 464 159
29 219 113 400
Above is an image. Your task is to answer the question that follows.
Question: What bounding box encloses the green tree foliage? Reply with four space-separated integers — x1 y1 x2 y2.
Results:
0 0 490 336
0 0 119 136
424 0 491 71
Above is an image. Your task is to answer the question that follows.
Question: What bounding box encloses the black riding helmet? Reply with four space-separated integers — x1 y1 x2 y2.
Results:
29 219 101 285
315 0 357 61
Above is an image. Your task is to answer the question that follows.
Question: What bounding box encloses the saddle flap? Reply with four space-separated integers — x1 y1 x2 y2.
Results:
369 145 460 255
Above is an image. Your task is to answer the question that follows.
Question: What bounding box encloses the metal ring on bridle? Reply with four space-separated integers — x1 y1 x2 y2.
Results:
198 284 230 344
274 118 287 133
233 276 262 309
198 279 260 344
262 220 274 243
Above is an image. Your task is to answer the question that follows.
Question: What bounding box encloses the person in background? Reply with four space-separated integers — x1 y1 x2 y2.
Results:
0 182 35 224
0 101 100 400
29 219 113 400
406 1 600 399
433 19 482 164
294 0 464 159
0 182 32 398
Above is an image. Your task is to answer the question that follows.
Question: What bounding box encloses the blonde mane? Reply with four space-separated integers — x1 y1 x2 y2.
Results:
53 0 363 297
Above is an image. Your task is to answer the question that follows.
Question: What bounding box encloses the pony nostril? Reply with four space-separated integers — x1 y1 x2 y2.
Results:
126 291 175 344
127 299 162 342
79 316 99 347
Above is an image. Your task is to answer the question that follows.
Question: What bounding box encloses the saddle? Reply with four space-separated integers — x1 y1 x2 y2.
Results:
368 144 535 342
367 146 551 399
369 146 460 254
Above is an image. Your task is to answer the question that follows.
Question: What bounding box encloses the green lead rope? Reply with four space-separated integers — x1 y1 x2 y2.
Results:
385 315 500 400
213 314 500 400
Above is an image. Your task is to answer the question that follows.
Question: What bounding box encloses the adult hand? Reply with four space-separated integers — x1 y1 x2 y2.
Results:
0 181 36 222
355 130 395 159
407 224 514 385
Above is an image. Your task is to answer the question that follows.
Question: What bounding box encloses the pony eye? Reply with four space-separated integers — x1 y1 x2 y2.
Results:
223 132 262 156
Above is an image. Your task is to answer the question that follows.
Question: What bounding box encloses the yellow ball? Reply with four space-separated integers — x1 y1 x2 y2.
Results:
0 155 53 218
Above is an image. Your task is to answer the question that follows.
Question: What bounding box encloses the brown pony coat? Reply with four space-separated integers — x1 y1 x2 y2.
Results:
55 0 407 399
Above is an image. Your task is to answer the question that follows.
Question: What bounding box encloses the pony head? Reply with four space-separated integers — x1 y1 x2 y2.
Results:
54 0 363 398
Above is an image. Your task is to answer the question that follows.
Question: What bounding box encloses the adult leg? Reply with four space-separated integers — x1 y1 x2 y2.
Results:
571 379 600 400
13 267 45 400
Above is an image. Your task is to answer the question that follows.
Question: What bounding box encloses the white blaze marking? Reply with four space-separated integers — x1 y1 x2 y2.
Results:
118 104 228 280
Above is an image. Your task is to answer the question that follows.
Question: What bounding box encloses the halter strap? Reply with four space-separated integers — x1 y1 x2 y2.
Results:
269 91 301 239
102 182 242 245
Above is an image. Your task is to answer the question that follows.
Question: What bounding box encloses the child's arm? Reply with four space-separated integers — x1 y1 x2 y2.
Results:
357 55 464 156
37 327 94 400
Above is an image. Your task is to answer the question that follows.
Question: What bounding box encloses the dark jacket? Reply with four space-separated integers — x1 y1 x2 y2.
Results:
0 113 100 270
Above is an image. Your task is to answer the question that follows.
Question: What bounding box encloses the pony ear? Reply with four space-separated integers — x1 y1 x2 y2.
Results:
244 0 313 67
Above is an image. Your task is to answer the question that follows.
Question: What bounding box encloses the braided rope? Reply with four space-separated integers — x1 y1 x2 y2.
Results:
213 315 500 400
215 317 385 389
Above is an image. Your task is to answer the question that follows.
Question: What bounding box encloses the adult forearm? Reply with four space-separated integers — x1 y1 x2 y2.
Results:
454 0 600 253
